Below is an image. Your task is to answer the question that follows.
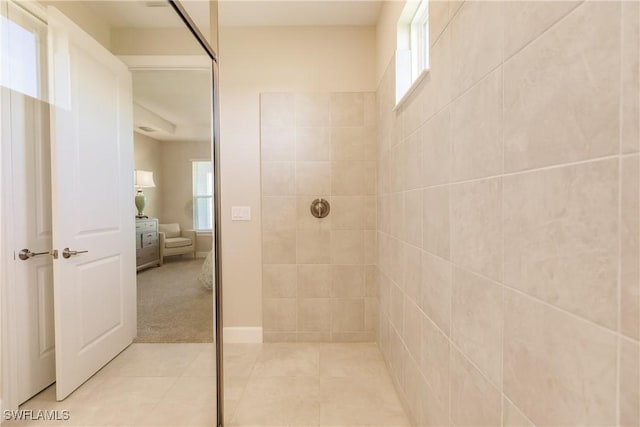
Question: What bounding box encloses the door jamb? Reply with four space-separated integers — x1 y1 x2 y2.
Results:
1 88 22 414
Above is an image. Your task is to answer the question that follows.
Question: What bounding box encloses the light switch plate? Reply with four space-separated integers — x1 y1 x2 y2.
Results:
231 206 251 221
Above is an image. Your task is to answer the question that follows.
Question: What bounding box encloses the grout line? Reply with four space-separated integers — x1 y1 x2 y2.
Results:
502 0 586 65
500 10 507 422
502 394 537 427
616 2 625 424
378 153 622 196
377 226 636 344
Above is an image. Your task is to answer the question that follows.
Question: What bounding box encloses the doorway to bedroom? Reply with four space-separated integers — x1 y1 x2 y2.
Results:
0 0 221 423
132 68 214 344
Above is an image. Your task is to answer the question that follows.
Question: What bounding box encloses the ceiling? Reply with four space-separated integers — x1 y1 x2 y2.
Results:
85 1 210 32
86 0 382 29
219 1 383 27
86 0 381 142
132 70 212 142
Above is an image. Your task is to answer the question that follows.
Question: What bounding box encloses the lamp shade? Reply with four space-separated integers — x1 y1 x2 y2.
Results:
134 170 156 188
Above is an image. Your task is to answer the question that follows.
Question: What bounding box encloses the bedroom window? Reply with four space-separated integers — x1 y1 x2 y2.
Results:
192 160 213 231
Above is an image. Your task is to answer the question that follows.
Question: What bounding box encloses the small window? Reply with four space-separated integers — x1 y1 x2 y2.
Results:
396 0 429 106
0 2 47 100
192 160 213 231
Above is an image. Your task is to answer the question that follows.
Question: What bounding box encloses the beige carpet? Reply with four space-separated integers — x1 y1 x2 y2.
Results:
135 257 213 343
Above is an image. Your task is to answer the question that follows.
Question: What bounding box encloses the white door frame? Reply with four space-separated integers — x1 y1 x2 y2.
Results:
1 88 22 414
0 0 50 412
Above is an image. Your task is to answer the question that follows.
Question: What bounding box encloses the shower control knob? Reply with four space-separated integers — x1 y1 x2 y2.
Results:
310 198 330 219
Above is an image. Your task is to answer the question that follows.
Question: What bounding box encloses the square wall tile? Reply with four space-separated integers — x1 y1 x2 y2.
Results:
330 265 365 298
422 185 450 259
429 25 453 113
622 1 640 153
365 298 379 333
330 92 364 126
298 265 331 298
296 127 330 161
390 283 405 335
331 299 365 332
429 0 450 45
365 265 378 297
422 108 451 187
363 196 377 230
503 397 535 427
261 126 295 161
261 93 294 127
450 347 502 427
389 192 405 240
332 161 376 196
263 264 297 298
296 93 330 126
621 156 640 339
263 230 296 264
451 177 503 281
331 196 363 230
452 267 503 385
620 339 640 427
451 0 504 96
263 332 297 342
404 190 423 248
298 298 331 332
364 92 376 126
331 127 369 161
330 230 364 265
503 290 617 426
297 230 331 264
263 298 297 332
402 296 422 361
504 159 618 329
364 231 377 265
403 132 423 191
262 162 295 196
420 252 451 334
296 162 331 195
452 67 503 181
297 196 331 231
504 1 620 172
421 316 450 410
503 1 581 59
403 244 422 305
262 196 296 231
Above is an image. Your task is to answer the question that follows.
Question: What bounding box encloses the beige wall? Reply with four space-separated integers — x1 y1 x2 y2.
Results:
375 1 639 426
260 92 377 342
110 28 204 56
133 133 163 220
44 1 111 50
133 136 213 253
158 140 211 232
218 25 376 328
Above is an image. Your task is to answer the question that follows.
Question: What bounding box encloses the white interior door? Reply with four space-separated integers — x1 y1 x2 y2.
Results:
12 92 56 405
47 7 136 400
1 1 56 405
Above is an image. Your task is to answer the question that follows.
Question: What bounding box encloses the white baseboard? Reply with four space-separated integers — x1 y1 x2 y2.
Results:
223 327 263 343
196 251 209 258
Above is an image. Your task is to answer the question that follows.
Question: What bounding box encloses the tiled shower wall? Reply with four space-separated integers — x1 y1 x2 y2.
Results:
376 1 639 426
260 92 378 342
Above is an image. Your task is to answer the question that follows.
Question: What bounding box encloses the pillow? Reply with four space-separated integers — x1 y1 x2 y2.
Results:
159 223 180 238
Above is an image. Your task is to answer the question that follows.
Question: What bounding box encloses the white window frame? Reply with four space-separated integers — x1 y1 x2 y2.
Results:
395 0 430 107
192 160 213 231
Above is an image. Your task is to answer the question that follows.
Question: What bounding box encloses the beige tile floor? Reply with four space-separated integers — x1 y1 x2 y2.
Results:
6 342 410 427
